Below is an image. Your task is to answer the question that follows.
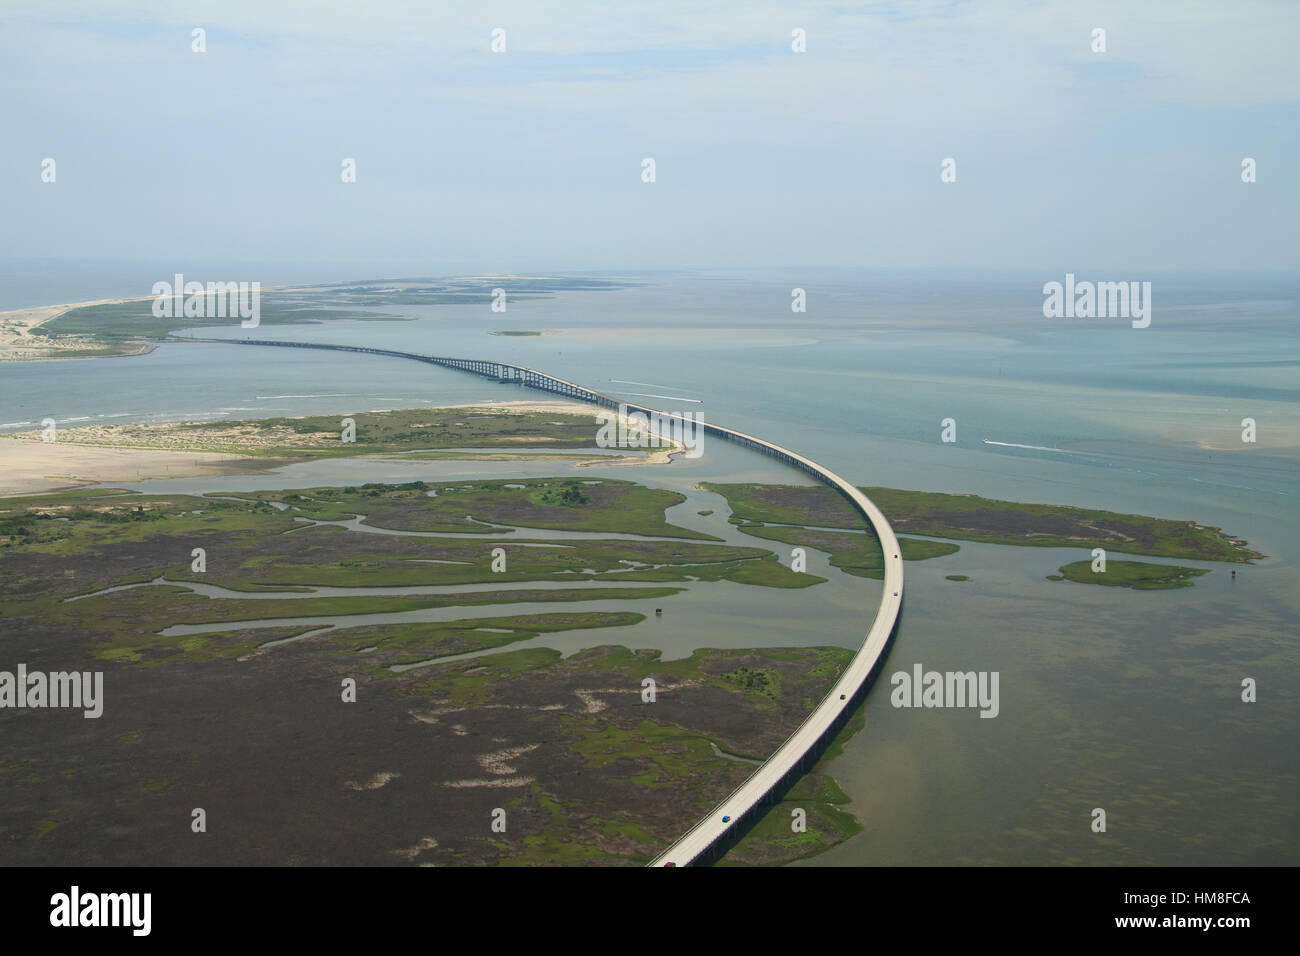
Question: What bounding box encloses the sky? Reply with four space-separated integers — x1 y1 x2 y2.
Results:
1 0 1297 273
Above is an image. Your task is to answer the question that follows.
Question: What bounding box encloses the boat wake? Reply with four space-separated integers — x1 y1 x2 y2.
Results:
983 440 1075 454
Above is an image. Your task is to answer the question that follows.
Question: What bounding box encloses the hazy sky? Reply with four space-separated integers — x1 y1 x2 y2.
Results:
2 0 1297 272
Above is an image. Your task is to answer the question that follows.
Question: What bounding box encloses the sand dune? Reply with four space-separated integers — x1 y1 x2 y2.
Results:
0 437 258 496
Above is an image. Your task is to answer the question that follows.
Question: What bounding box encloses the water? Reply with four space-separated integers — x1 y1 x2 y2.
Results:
2 267 1296 865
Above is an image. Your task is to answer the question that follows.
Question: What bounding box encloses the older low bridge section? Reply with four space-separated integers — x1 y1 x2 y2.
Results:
222 339 620 406
223 336 905 866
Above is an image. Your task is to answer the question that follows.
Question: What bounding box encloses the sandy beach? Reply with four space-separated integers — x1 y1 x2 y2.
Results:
0 296 155 361
0 398 682 497
0 285 684 496
0 438 263 497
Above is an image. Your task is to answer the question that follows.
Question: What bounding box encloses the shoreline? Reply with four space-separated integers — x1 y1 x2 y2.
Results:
0 440 272 497
0 295 156 361
0 400 685 497
0 285 298 362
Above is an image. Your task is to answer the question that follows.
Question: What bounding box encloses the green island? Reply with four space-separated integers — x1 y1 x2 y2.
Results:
2 470 863 868
1052 560 1211 590
32 297 404 359
21 278 627 359
0 473 857 865
729 518 958 579
702 482 1261 586
325 275 627 303
3 407 608 461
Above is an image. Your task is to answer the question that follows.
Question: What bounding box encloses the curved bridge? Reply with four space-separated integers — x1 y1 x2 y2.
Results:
221 337 905 866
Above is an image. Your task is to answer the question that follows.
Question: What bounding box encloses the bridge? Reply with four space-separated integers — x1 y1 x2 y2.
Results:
219 336 905 866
